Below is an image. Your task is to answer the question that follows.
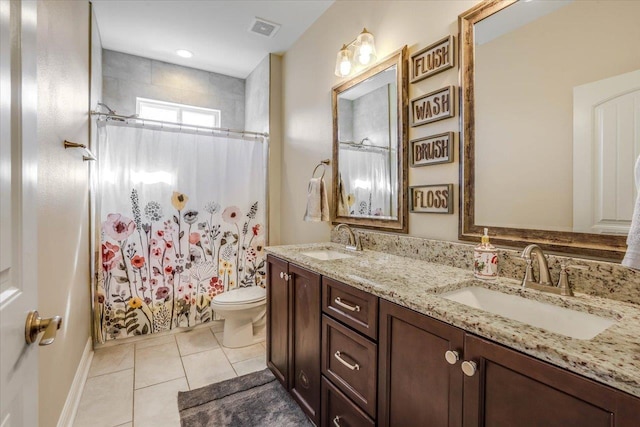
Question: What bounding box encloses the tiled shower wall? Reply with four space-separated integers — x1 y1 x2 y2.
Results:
331 229 640 306
102 49 246 130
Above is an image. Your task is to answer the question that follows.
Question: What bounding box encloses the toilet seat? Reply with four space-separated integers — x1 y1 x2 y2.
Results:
212 287 266 305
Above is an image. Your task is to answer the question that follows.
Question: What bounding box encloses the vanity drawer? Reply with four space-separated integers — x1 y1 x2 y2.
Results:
321 376 375 427
322 315 377 418
322 277 378 340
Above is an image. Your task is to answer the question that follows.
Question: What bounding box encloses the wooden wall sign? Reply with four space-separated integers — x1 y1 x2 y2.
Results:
411 86 454 127
411 132 454 167
410 36 454 83
410 184 453 214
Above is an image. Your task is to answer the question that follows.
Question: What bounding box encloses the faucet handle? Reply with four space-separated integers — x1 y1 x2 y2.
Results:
556 263 574 296
521 258 536 287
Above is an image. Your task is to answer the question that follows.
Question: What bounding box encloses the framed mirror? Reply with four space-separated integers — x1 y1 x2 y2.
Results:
332 47 408 233
459 0 640 260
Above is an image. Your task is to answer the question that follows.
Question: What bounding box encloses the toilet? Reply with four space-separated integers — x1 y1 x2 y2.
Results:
211 286 267 348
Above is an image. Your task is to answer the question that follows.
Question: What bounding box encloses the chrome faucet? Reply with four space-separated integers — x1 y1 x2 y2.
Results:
334 224 362 251
521 244 573 296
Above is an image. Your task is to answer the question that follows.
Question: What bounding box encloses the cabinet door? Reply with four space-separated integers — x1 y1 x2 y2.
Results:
266 255 290 388
322 377 375 427
463 334 640 427
290 263 322 425
378 300 464 427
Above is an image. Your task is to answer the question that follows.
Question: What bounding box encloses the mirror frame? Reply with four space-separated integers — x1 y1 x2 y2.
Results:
331 46 409 233
459 0 627 260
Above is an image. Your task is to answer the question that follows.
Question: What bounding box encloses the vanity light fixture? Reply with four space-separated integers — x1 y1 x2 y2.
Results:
176 49 193 58
334 28 378 77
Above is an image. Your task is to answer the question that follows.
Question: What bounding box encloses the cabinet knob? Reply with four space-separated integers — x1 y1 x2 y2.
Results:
284 273 290 281
279 271 284 279
461 360 477 377
333 416 341 427
444 350 460 365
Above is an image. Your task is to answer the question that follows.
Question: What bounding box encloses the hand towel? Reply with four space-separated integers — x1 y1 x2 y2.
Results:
337 175 348 216
303 177 330 222
622 155 640 270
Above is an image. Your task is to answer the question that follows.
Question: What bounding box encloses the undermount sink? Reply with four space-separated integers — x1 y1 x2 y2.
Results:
301 249 354 261
441 286 616 340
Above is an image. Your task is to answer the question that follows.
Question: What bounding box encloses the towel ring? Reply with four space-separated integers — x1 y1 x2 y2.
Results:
312 163 326 180
311 159 330 180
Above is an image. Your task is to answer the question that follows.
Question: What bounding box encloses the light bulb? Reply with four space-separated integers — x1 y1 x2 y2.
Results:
358 47 372 65
335 44 353 77
339 58 352 76
355 28 377 65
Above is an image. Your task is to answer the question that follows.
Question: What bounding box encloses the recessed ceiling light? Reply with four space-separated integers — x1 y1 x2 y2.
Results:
176 49 193 58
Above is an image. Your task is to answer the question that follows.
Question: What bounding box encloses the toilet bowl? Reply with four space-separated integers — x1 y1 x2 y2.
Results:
211 286 267 348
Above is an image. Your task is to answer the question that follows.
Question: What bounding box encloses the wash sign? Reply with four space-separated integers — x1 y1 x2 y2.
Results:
411 86 455 127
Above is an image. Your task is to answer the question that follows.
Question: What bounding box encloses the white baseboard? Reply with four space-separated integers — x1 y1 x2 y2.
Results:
57 337 94 427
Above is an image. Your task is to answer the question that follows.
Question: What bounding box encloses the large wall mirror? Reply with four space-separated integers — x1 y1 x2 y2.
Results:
332 47 408 233
460 0 640 259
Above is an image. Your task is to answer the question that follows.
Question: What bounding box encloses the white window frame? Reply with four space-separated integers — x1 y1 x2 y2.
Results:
136 97 221 128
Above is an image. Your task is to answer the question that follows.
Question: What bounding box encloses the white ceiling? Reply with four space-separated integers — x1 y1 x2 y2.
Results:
92 0 334 79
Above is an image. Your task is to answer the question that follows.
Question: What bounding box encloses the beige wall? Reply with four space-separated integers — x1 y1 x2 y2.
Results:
280 0 477 244
269 54 283 245
37 1 91 425
475 1 640 231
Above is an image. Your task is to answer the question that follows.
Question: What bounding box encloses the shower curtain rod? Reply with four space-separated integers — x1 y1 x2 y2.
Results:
90 111 269 138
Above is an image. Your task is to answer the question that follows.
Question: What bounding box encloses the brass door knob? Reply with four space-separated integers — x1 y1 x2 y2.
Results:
25 310 62 346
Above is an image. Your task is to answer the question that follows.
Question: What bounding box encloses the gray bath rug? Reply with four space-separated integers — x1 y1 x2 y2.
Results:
177 368 313 426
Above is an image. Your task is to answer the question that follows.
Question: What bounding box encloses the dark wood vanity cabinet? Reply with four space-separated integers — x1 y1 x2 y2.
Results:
320 277 379 427
266 255 289 387
266 255 322 425
268 258 640 427
378 299 465 427
463 334 640 427
378 299 640 427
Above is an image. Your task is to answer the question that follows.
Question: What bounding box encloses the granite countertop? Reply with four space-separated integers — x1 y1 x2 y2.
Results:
265 242 640 398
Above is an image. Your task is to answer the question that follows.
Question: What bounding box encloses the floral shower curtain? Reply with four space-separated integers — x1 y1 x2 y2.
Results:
95 122 267 342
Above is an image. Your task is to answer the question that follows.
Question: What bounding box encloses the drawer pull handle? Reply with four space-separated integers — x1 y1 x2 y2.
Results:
335 351 360 371
333 416 341 427
334 297 360 312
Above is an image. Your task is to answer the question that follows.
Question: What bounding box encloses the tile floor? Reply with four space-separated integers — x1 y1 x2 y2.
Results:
73 323 266 427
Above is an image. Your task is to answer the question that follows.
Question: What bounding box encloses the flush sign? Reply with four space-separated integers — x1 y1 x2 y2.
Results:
411 36 455 83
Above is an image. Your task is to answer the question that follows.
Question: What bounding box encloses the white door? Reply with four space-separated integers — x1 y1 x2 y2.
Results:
1 1 39 426
573 69 640 234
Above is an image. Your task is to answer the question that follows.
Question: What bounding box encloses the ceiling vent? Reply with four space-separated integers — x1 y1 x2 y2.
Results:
249 17 281 38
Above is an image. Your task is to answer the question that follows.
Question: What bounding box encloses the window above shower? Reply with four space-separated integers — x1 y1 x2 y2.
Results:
136 97 222 128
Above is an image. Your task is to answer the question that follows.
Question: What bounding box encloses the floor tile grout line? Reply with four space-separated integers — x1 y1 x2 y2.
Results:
178 343 192 391
86 365 134 380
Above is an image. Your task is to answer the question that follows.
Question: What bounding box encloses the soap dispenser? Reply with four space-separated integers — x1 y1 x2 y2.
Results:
474 228 498 280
